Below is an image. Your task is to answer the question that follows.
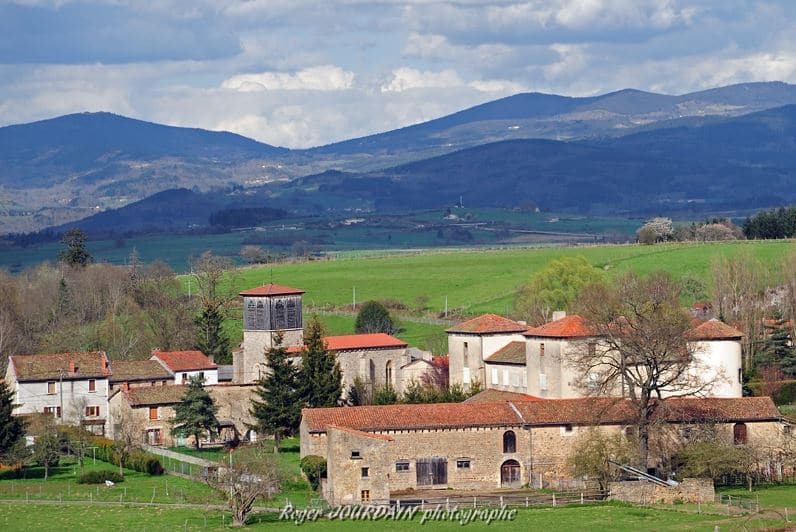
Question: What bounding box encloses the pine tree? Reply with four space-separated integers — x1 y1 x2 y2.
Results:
298 316 342 408
355 300 397 334
58 228 93 267
0 380 24 460
194 305 231 364
250 333 301 451
759 325 794 373
171 376 219 449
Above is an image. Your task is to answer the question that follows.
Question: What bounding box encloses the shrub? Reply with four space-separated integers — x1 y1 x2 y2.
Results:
300 455 327 491
87 437 164 476
78 470 124 484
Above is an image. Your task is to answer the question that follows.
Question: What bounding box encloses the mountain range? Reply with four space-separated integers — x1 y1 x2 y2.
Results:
2 81 796 234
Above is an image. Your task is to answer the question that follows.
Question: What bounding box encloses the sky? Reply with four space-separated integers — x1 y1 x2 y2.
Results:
1 0 796 148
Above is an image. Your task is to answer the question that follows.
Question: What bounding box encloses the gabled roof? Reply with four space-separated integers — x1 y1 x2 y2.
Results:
446 314 528 334
302 396 779 434
688 319 744 340
9 352 110 382
324 333 407 351
123 385 186 406
524 315 598 338
239 283 305 297
151 350 217 372
109 360 172 382
464 389 542 403
484 341 526 365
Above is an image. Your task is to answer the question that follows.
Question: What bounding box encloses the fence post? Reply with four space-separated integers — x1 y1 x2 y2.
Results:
473 496 476 509
552 494 556 507
581 493 584 505
785 507 789 522
525 496 528 508
500 496 504 507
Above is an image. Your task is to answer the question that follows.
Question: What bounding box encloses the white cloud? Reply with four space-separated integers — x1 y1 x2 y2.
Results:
380 67 463 92
221 65 355 92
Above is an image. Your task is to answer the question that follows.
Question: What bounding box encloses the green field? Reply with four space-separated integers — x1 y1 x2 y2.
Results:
226 240 794 319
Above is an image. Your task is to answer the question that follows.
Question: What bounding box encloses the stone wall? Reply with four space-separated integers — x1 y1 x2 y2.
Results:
327 427 391 505
609 478 714 504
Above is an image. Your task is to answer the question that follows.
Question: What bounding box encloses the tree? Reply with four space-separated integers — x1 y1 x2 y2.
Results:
568 429 638 490
171 376 219 450
298 316 342 408
675 439 759 490
58 228 93 267
636 217 673 244
514 256 604 325
695 223 736 242
346 377 372 406
112 406 141 476
758 324 794 370
33 428 60 480
573 272 713 467
206 445 281 526
373 384 399 405
194 305 231 364
250 333 301 450
355 300 397 334
0 380 24 461
240 245 269 264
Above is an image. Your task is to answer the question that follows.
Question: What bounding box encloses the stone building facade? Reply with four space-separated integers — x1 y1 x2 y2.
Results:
301 395 787 504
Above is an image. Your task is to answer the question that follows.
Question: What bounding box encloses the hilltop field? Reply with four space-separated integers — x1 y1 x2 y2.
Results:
219 240 795 350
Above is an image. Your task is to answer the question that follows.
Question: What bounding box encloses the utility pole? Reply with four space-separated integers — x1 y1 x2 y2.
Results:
59 369 64 420
444 296 448 319
353 286 356 311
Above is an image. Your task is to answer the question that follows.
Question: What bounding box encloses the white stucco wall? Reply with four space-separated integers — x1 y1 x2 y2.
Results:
172 369 219 385
449 332 525 387
687 340 743 398
12 377 109 424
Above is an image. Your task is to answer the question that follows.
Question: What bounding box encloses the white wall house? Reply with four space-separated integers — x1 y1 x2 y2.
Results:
5 352 111 434
151 350 218 385
686 319 744 398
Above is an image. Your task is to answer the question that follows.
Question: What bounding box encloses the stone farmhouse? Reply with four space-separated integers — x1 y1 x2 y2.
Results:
449 313 744 399
301 395 788 504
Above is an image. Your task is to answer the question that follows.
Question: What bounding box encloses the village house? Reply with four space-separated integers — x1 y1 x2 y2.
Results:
108 359 173 392
450 312 745 399
300 395 788 505
5 351 111 435
151 350 219 385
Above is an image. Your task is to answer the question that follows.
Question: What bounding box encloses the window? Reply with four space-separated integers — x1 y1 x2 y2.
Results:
503 368 509 386
199 372 205 381
360 490 370 502
463 342 469 364
182 373 188 382
503 430 516 453
539 343 545 356
47 381 56 395
88 379 96 392
44 406 61 418
395 461 410 472
85 406 100 417
491 368 499 385
738 368 743 384
149 406 158 420
784 425 791 435
456 459 471 470
385 361 393 385
588 342 597 357
462 367 471 385
539 374 548 391
511 373 520 387
361 467 369 478
562 424 574 435
350 450 361 459
733 423 747 445
150 381 156 386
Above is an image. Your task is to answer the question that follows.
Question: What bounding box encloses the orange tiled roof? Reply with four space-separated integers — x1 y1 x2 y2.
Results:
151 350 217 372
446 314 528 334
324 333 407 351
484 341 527 364
464 389 542 403
688 319 744 340
239 283 305 296
109 360 172 382
123 385 186 406
524 315 598 338
303 396 779 433
9 352 110 382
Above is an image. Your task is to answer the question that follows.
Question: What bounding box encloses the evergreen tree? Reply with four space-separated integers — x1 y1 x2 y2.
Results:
58 228 93 267
298 316 342 407
0 381 24 460
171 375 219 449
759 326 794 369
194 305 231 364
355 300 396 334
250 333 301 450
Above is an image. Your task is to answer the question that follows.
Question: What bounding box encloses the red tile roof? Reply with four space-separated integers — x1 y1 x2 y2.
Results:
302 396 779 433
446 314 528 334
9 352 110 382
524 315 598 338
109 360 172 382
328 425 395 441
151 350 217 372
688 319 744 340
239 283 305 297
324 333 407 351
123 385 186 406
484 341 527 364
464 389 542 403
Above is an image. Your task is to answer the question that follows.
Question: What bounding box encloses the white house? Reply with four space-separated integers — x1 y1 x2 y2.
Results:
5 351 111 434
150 350 218 385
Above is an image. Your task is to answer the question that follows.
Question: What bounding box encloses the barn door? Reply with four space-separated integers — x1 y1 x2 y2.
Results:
416 458 448 486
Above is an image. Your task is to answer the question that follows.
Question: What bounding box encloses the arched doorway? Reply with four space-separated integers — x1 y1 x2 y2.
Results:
501 459 521 487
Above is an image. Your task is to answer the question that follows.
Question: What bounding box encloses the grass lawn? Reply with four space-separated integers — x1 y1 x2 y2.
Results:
718 483 796 510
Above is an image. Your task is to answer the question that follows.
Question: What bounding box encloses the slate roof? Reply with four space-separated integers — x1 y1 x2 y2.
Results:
687 319 744 340
302 396 780 433
109 360 172 382
151 351 217 372
239 283 305 297
123 385 187 406
446 314 528 334
524 315 598 338
484 341 527 364
9 352 110 382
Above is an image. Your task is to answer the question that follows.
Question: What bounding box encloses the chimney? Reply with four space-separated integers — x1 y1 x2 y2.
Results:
517 320 527 326
69 360 76 373
552 310 567 321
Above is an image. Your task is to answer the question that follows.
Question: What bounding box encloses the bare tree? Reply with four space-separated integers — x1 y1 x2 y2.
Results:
206 445 281 526
572 272 715 466
111 405 142 476
783 249 796 345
